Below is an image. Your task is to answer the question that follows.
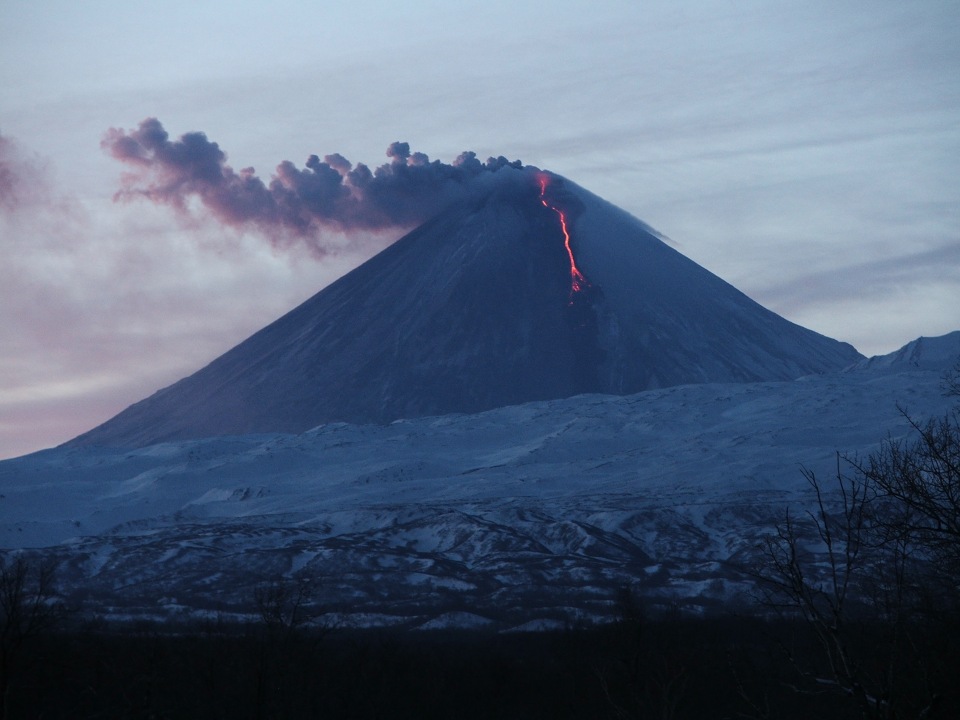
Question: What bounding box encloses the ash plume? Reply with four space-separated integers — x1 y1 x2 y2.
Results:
0 133 44 212
102 118 523 252
0 136 14 209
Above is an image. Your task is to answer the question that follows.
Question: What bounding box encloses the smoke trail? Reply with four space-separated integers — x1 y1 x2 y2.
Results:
0 133 48 213
0 136 14 210
102 118 523 252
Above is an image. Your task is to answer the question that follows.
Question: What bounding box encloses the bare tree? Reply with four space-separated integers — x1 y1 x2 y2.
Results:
757 462 895 717
941 360 960 398
756 401 960 718
0 555 63 719
598 588 690 720
254 575 316 639
859 409 960 585
250 574 328 719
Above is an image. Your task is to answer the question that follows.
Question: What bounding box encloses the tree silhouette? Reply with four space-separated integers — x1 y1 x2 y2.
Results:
757 403 960 718
0 556 63 719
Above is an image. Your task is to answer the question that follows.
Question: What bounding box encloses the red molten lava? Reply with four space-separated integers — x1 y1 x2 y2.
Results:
538 173 589 297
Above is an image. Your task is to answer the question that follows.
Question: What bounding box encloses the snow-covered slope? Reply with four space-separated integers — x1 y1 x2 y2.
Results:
562 177 862 387
68 169 860 448
1 335 954 629
853 330 960 372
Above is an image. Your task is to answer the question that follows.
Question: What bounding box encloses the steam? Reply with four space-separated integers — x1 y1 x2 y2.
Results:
102 118 523 252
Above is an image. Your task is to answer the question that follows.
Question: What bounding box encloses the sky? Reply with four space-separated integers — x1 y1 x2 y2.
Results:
1 0 958 460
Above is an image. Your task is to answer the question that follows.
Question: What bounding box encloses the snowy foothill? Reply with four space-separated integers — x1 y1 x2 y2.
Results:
1 333 956 628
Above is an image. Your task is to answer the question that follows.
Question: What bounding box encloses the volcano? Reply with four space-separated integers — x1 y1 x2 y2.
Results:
71 168 861 447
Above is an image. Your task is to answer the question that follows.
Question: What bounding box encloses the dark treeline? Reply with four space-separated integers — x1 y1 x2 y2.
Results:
5 611 958 719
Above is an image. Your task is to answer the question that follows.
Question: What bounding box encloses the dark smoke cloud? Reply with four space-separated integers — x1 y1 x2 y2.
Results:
0 133 63 216
102 118 523 251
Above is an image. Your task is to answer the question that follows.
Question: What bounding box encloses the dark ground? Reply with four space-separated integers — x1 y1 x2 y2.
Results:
5 611 958 719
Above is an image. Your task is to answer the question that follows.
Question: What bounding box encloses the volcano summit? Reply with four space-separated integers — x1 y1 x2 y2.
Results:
72 167 861 447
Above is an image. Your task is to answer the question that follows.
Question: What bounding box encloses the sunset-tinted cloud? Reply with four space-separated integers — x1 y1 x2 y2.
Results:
103 118 523 252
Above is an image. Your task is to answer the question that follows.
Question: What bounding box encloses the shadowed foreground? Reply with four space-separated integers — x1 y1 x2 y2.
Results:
6 614 958 719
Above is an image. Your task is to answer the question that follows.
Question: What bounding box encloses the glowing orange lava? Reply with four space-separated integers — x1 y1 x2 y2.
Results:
538 173 589 297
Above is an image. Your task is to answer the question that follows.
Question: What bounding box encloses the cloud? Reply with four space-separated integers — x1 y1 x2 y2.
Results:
102 118 524 254
755 241 960 310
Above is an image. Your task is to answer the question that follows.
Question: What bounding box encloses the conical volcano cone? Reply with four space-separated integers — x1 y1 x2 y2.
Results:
70 169 861 447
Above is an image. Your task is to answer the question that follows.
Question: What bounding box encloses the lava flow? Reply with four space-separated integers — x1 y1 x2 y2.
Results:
538 173 589 297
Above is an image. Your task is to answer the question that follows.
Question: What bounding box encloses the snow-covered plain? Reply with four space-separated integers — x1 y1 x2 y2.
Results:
2 333 957 629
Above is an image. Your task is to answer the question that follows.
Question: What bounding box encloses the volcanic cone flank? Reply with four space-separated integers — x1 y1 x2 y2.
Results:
70 168 861 447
